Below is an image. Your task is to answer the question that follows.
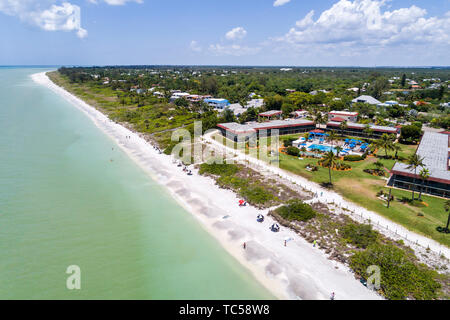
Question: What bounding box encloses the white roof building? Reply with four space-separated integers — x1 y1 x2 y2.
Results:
352 95 381 105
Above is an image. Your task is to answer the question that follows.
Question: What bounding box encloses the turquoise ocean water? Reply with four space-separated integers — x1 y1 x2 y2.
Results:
0 68 273 299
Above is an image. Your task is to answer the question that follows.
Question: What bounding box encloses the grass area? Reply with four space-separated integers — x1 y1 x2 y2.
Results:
216 132 449 247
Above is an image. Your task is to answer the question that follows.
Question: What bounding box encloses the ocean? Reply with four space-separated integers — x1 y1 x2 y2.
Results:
0 67 273 299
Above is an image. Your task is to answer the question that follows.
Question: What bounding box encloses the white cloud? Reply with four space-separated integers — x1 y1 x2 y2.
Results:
209 44 261 56
273 0 291 7
0 1 87 38
225 27 247 40
267 0 450 65
190 40 202 52
278 0 450 47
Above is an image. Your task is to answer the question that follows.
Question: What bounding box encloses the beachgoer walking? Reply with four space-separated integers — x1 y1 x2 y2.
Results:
330 292 335 300
313 240 317 247
243 242 246 250
284 240 287 247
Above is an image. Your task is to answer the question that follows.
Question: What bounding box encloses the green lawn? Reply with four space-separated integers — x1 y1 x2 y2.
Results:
215 133 449 247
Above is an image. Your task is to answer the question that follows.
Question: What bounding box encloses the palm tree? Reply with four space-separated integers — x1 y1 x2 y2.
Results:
339 121 348 136
335 146 343 157
363 124 374 138
376 133 394 158
392 143 401 159
322 151 338 185
328 130 338 146
406 154 425 201
444 200 450 232
418 168 430 201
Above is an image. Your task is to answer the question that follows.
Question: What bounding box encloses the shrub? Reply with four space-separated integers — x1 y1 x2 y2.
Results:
344 155 364 161
286 146 300 157
341 223 379 249
349 243 440 300
241 185 275 205
199 162 239 177
283 137 297 147
275 199 316 222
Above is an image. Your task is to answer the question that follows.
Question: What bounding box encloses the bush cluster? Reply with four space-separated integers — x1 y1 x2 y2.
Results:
275 199 316 222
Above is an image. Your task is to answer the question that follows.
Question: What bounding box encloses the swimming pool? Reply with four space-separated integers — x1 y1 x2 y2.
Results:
308 144 336 152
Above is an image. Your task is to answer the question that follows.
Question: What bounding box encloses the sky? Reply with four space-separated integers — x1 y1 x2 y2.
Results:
0 0 449 66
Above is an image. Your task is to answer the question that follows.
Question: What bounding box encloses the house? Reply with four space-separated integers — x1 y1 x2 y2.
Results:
351 95 381 105
204 98 230 109
170 92 190 102
291 110 309 119
217 119 316 142
259 110 282 121
389 132 450 198
224 103 247 117
246 99 264 109
328 111 358 122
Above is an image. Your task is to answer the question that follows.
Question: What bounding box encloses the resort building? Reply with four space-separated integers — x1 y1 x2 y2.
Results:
204 98 230 109
389 132 450 198
217 119 316 142
328 111 358 122
258 110 283 121
325 121 398 138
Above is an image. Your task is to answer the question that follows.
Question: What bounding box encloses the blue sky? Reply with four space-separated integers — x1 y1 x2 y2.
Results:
0 0 449 66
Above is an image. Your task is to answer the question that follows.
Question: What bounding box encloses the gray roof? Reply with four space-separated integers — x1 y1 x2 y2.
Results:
392 132 450 183
327 121 397 133
352 95 381 105
225 103 247 116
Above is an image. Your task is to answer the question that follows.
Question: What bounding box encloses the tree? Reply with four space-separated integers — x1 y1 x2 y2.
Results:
328 130 338 146
406 154 425 201
392 143 401 159
401 74 406 87
363 124 374 138
444 200 450 232
222 108 236 123
322 151 338 185
418 168 430 201
400 125 422 144
335 146 343 157
376 133 395 158
339 121 348 136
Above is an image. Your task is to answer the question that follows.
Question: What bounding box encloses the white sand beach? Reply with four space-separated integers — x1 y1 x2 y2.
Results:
32 71 382 300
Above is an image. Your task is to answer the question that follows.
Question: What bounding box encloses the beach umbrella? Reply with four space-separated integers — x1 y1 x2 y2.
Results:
239 200 245 205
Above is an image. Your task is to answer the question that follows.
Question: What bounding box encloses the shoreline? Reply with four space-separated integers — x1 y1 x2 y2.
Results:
32 71 381 300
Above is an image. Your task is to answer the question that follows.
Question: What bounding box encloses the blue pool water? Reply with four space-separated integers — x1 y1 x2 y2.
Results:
308 144 336 152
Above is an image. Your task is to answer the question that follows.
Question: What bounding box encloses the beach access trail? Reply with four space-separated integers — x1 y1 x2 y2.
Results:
32 71 381 300
203 131 450 260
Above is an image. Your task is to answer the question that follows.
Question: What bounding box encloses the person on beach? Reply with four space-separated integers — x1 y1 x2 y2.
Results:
284 240 287 247
313 240 317 247
330 292 335 300
243 242 246 250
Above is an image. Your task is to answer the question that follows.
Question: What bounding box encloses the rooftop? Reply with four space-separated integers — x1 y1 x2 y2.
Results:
327 121 397 133
218 119 315 135
259 110 283 117
392 132 450 183
352 95 382 105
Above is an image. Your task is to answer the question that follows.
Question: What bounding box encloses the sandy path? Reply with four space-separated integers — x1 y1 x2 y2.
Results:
32 72 381 300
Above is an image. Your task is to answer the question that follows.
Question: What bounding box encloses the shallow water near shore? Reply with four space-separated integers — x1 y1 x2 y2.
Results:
0 68 274 299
